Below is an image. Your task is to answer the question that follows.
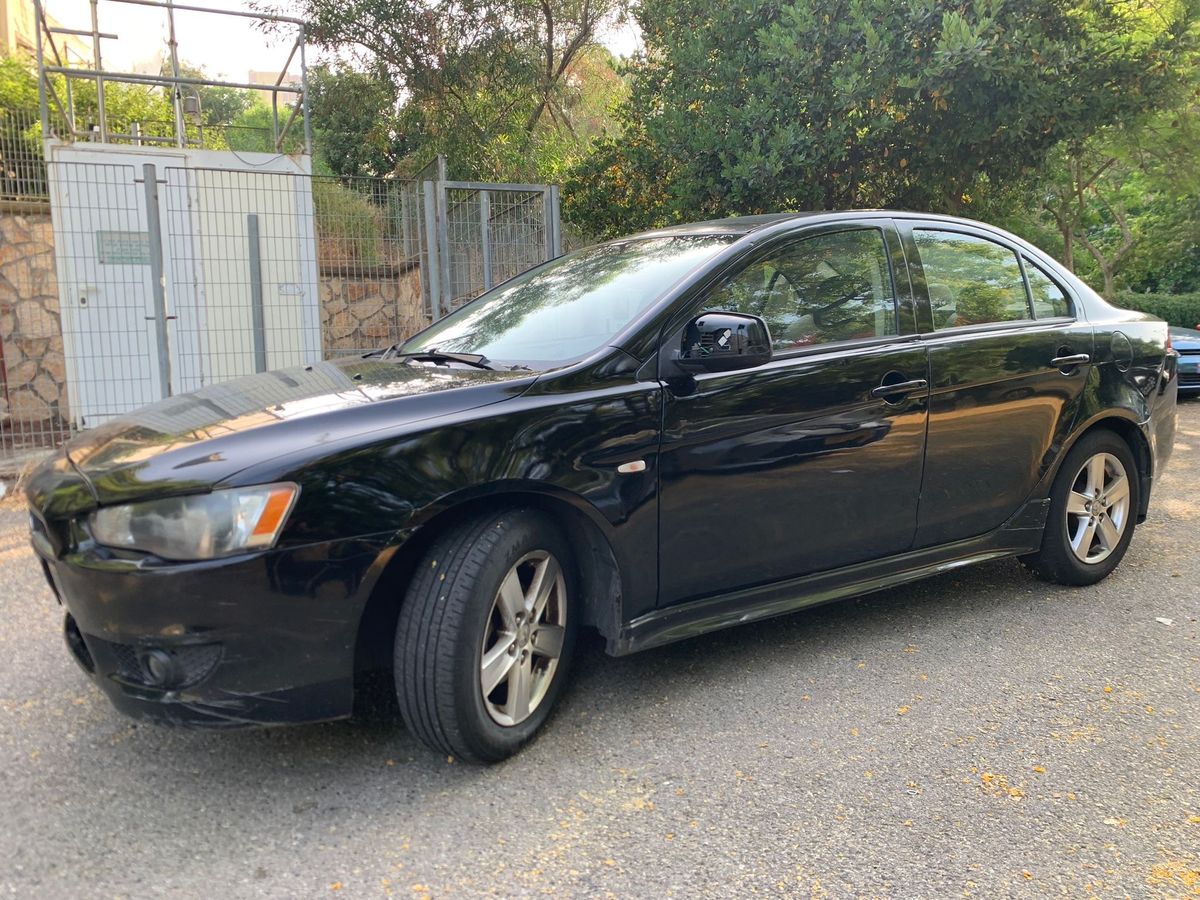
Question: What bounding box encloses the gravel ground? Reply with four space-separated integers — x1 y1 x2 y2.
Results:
1 403 1197 899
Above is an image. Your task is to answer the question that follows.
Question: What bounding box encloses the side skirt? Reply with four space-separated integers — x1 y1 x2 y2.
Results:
614 507 1048 656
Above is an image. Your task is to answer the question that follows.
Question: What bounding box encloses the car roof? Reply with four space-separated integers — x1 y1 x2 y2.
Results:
627 209 1012 239
631 212 826 237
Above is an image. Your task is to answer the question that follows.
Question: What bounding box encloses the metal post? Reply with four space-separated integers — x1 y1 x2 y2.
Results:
298 27 313 155
165 0 186 147
141 164 173 397
399 186 412 261
33 0 49 136
247 214 268 373
542 186 553 259
549 185 562 257
421 181 443 318
479 190 492 291
89 0 107 141
436 180 452 315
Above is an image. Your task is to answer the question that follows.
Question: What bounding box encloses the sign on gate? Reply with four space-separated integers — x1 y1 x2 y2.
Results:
94 230 152 265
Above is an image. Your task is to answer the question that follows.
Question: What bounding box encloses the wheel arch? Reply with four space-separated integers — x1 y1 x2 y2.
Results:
350 486 626 711
1054 412 1153 522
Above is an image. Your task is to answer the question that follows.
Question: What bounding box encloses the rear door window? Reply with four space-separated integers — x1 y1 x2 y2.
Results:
1024 257 1072 318
914 230 1032 329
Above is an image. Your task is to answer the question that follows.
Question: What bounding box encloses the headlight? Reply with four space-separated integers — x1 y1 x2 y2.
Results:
88 483 299 560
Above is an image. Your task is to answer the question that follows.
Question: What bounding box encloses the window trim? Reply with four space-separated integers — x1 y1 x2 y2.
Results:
911 225 1035 331
1019 253 1077 320
899 219 1080 334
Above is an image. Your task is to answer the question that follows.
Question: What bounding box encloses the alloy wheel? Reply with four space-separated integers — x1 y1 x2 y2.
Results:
1066 451 1131 565
480 550 567 726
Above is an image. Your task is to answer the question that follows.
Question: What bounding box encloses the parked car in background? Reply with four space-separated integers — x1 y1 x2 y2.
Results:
1170 325 1200 395
26 212 1178 762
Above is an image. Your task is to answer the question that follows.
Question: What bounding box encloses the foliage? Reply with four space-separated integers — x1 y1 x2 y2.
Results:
565 0 1199 240
0 55 44 197
986 83 1200 297
276 0 628 181
1116 291 1200 328
0 54 38 113
311 178 386 268
306 64 410 179
171 63 257 127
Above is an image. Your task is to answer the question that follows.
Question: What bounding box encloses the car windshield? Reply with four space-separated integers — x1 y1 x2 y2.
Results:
400 235 735 366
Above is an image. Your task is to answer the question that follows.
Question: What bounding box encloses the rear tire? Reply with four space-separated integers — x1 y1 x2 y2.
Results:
394 508 576 763
1021 430 1139 586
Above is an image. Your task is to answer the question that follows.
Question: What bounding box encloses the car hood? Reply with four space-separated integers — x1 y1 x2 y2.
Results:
27 357 534 515
1170 326 1200 350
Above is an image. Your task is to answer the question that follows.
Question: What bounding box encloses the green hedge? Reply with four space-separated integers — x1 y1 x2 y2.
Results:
1115 292 1200 329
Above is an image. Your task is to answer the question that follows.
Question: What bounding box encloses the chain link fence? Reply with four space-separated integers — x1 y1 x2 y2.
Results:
441 184 560 310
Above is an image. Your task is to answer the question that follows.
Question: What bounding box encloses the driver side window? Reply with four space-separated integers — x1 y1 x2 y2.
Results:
705 228 898 349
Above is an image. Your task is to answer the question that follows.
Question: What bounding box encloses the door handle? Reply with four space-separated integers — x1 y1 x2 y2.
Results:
1050 353 1090 369
870 378 928 400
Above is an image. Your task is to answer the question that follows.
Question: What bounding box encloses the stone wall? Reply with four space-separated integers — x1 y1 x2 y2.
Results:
320 264 428 355
0 209 70 439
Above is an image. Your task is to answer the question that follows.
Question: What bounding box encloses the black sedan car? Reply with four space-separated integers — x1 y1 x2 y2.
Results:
26 212 1177 762
1170 325 1200 394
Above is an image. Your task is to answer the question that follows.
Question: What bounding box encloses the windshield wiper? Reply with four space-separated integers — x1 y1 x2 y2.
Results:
381 346 495 370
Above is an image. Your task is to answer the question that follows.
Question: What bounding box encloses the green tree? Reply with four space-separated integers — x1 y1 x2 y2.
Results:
306 64 410 178
280 0 628 180
987 82 1200 297
566 0 1198 238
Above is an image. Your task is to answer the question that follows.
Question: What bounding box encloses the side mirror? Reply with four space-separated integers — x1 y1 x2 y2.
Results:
676 311 773 373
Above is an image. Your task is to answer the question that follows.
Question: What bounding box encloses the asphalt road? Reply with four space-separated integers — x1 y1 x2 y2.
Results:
2 404 1198 899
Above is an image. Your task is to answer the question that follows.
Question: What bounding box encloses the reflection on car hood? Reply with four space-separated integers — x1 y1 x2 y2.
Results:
1170 326 1200 350
34 358 533 511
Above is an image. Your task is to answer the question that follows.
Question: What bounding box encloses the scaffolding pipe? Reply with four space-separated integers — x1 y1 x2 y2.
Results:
36 2 76 133
90 0 107 141
299 27 313 155
42 67 304 94
32 0 49 136
165 0 186 147
99 0 304 25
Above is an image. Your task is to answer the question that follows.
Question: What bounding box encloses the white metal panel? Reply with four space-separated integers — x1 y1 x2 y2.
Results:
46 153 179 428
45 143 321 422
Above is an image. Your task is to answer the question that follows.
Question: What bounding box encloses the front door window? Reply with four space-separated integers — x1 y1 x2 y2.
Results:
705 228 898 349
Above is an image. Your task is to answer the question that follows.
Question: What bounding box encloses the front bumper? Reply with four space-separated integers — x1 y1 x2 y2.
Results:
1178 355 1200 392
37 534 394 728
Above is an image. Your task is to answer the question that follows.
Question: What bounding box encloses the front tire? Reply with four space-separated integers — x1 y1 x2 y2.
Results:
1021 430 1139 586
394 508 576 763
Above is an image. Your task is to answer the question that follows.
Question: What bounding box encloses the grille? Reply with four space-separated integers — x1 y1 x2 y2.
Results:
64 615 95 674
1180 372 1200 386
107 642 143 682
1176 347 1200 356
94 638 223 688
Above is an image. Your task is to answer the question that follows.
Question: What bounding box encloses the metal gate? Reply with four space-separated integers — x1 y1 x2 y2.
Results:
3 150 563 456
46 158 324 428
424 180 562 316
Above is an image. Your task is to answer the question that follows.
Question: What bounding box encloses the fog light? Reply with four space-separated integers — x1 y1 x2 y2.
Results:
139 649 180 688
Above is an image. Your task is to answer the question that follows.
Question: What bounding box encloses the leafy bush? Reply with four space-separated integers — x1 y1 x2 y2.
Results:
1115 292 1200 329
312 179 385 269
